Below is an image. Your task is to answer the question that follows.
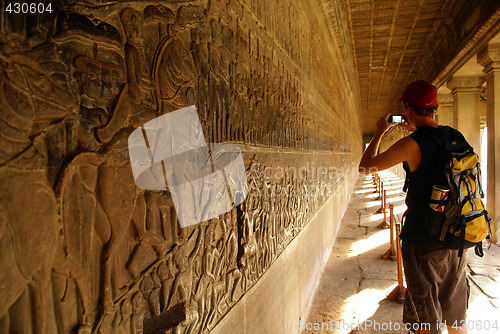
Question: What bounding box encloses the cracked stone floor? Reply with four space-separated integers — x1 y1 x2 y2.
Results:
301 171 500 333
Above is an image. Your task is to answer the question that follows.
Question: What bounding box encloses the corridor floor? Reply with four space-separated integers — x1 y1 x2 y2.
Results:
301 171 500 334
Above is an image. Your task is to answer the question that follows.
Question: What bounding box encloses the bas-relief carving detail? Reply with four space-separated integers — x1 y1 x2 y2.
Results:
0 1 354 333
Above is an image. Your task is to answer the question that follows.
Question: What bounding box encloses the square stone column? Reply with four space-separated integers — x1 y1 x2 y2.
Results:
447 76 484 155
437 87 454 127
478 42 500 243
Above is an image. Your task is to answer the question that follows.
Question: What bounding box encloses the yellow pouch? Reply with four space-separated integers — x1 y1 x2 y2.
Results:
453 198 489 243
452 154 479 171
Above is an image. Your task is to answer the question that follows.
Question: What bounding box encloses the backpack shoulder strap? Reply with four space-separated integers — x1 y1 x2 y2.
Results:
419 126 474 156
407 127 449 171
418 127 445 147
401 127 447 192
417 127 449 185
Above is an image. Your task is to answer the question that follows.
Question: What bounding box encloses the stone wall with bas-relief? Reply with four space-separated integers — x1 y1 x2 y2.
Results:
0 0 361 333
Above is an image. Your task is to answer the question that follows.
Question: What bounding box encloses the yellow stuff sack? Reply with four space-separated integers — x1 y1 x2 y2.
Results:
454 198 489 243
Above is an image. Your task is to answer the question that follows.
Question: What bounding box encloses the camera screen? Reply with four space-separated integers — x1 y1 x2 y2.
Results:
390 115 403 124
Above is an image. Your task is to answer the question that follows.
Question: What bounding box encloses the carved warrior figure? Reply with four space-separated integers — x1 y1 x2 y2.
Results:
56 5 200 332
73 55 121 113
96 8 156 144
142 5 198 114
0 53 77 333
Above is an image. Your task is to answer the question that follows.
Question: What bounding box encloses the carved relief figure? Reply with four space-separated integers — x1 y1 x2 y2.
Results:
73 55 121 112
97 8 156 144
146 4 198 114
0 53 77 333
168 227 204 334
57 153 109 331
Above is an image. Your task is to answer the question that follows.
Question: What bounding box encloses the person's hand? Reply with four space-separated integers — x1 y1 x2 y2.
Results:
376 114 396 135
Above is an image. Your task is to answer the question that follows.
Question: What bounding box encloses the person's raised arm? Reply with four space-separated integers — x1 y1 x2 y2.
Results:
358 114 420 174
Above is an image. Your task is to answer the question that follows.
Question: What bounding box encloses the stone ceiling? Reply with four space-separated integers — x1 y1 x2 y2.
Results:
346 0 500 136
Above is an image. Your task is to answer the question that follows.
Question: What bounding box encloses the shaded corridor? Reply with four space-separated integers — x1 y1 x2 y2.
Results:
302 171 500 334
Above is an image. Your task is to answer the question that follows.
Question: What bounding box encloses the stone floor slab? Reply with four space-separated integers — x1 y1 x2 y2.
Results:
302 173 500 334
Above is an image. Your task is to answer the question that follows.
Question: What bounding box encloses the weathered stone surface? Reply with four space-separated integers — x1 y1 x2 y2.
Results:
0 0 360 333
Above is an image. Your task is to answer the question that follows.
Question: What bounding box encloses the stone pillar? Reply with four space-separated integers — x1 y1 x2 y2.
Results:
478 43 500 243
447 76 484 155
437 88 454 127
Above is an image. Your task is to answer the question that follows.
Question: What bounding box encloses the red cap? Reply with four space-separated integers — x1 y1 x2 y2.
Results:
399 80 438 107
